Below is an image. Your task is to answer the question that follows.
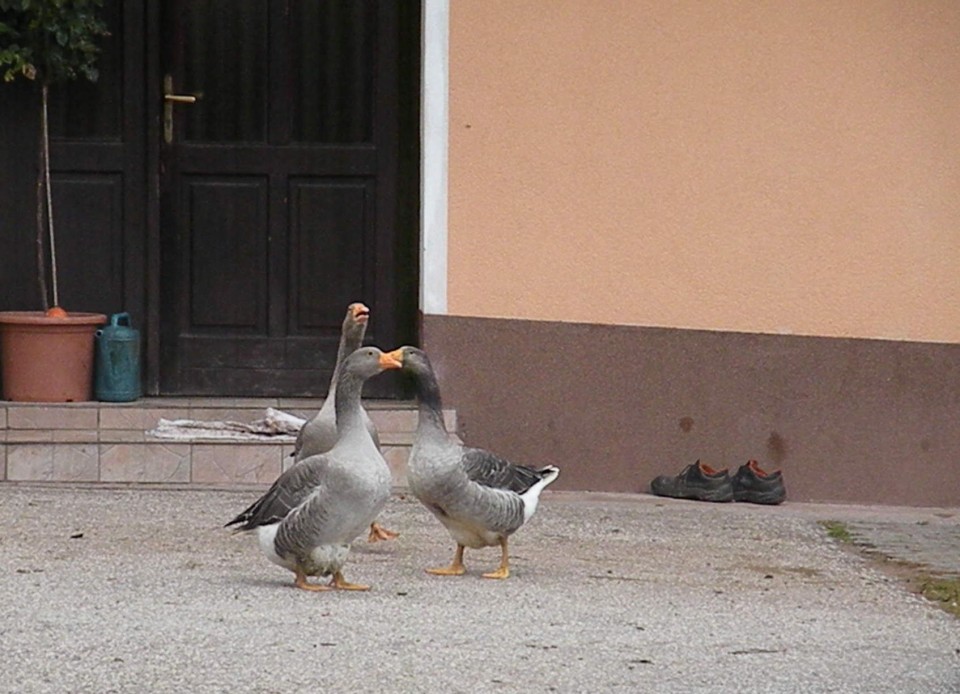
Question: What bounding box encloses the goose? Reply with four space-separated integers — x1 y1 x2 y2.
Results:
294 302 377 456
226 347 402 592
292 302 398 543
386 346 559 579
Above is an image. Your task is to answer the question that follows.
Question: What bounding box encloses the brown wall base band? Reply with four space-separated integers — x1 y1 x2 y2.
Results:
423 315 960 507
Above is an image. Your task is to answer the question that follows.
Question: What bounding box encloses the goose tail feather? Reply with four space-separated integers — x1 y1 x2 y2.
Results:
224 500 260 532
520 465 560 523
538 465 560 487
224 513 251 532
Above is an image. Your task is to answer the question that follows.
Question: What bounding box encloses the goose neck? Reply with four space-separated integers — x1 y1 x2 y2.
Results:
414 370 448 437
417 399 448 438
328 327 365 393
333 371 365 434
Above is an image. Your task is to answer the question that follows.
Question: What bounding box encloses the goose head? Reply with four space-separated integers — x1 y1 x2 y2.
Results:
384 346 444 408
384 346 432 376
341 346 403 381
343 302 371 341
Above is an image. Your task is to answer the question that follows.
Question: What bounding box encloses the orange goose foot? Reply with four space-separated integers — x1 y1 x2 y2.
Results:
294 568 333 592
367 522 400 543
481 537 511 580
330 571 370 591
426 543 467 576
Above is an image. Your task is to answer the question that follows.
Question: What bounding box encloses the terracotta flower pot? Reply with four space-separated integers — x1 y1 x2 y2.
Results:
0 311 107 402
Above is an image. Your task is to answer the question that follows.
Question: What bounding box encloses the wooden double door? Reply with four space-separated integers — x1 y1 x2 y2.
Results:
159 0 415 396
3 1 420 397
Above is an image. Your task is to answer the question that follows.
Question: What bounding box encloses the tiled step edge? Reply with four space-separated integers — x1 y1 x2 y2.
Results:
0 439 413 486
0 400 458 486
1 400 456 434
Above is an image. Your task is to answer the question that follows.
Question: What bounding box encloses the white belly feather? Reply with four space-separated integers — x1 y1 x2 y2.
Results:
256 523 295 571
256 522 352 577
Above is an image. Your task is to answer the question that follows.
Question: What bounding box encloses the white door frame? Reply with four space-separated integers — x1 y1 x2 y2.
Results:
420 0 448 315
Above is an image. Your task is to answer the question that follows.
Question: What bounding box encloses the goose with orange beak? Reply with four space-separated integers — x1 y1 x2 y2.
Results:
293 302 398 543
387 346 559 579
226 347 402 591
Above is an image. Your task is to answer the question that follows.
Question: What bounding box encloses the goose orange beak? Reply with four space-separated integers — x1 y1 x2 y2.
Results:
385 348 405 366
350 303 370 322
379 351 402 370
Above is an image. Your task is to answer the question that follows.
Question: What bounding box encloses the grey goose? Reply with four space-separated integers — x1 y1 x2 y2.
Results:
387 346 560 579
292 302 398 542
226 347 402 591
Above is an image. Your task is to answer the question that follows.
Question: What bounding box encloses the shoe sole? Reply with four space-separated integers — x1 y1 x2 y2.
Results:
682 488 734 503
733 490 785 505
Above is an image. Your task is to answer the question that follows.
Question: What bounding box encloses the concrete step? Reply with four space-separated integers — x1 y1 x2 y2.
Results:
0 398 456 486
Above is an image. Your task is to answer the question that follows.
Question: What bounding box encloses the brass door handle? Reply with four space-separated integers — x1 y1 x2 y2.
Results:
163 75 200 143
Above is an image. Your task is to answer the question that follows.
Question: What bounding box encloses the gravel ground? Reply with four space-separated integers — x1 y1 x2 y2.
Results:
0 485 958 693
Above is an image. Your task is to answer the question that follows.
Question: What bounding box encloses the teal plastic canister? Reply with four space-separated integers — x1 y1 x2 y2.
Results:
94 313 141 402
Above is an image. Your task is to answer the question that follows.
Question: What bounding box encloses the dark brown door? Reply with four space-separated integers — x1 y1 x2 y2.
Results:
159 0 404 396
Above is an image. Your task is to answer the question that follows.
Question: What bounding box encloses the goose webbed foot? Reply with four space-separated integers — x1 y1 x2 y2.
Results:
331 571 370 591
294 568 333 592
426 543 466 576
481 537 510 580
482 566 510 579
367 522 399 543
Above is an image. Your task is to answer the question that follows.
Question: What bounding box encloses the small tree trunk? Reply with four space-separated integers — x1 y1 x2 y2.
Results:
35 84 50 312
42 83 59 308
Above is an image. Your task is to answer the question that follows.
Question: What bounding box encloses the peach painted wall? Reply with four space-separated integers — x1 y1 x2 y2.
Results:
446 1 960 343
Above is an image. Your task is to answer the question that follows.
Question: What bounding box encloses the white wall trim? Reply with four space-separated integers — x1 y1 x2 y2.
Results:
420 0 449 315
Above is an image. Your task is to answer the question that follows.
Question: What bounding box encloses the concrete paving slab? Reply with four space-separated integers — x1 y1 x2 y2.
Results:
0 486 958 693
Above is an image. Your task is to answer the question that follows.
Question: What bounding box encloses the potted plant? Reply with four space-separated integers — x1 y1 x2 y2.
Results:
0 0 109 402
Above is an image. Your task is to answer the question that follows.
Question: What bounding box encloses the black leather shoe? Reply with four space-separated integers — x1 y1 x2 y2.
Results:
650 460 734 502
732 460 786 505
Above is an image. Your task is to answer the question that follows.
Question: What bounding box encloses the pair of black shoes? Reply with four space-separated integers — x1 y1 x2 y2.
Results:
650 460 786 505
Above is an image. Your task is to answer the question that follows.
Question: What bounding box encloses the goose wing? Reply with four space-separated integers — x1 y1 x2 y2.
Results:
460 447 547 495
292 406 379 461
225 456 331 531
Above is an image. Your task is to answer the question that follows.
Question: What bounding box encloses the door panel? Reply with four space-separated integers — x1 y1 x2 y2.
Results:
160 0 402 396
290 179 375 331
53 173 126 314
289 2 375 143
181 0 268 143
185 177 268 330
